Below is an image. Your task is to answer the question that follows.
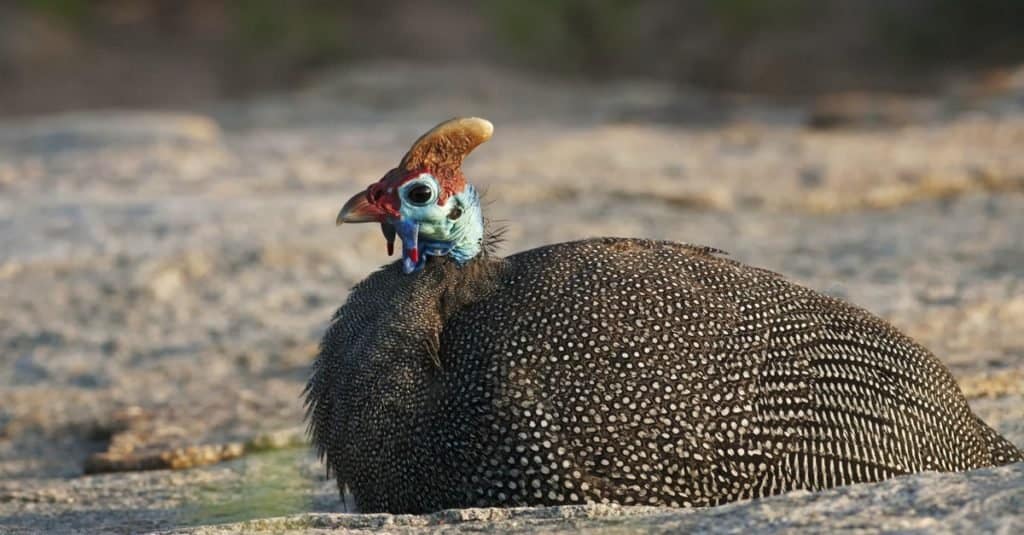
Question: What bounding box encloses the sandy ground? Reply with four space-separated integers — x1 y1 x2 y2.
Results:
1 64 1022 533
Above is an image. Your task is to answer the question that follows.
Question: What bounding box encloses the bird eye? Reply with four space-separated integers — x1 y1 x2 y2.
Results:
405 184 434 206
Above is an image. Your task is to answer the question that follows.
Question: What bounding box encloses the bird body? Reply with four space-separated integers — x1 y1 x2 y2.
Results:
306 118 1022 514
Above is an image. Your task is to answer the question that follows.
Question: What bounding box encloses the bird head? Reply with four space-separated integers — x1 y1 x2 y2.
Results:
336 117 492 273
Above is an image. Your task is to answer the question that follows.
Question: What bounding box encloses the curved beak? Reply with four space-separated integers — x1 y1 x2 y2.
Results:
336 191 386 225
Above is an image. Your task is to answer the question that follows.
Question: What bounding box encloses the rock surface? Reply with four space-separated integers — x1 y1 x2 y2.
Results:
1 64 1022 533
166 463 1024 534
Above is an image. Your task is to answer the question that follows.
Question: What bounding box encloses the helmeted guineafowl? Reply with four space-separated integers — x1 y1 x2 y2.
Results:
305 117 1023 514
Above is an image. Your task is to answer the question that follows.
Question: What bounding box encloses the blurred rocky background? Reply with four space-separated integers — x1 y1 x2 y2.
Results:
2 0 1024 116
1 1 1023 533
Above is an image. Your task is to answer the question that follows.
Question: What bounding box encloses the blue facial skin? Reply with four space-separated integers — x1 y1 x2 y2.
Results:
392 174 483 274
393 219 456 273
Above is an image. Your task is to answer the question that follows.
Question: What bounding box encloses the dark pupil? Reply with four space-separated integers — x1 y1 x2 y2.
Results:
407 184 433 205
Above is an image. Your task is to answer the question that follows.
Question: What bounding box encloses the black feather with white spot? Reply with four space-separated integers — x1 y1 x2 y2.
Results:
305 238 1022 514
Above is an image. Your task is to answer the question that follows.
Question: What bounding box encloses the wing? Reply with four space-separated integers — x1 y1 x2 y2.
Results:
462 238 1003 505
698 251 1001 496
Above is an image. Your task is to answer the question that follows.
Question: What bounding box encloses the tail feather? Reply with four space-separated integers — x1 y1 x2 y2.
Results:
976 416 1024 465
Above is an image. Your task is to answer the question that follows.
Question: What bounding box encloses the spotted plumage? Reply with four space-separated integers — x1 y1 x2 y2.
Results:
305 118 1022 514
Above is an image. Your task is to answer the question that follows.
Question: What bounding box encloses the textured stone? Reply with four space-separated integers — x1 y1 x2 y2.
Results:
0 64 1021 533
165 463 1024 534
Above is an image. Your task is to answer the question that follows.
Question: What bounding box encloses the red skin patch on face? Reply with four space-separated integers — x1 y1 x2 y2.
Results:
364 167 463 217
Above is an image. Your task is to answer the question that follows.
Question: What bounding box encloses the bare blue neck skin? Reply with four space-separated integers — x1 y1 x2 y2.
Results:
394 185 483 273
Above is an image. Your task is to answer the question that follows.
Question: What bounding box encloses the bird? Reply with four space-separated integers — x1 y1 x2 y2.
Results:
305 117 1023 514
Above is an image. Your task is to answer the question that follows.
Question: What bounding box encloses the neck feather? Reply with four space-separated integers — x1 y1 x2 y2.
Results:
447 185 484 264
